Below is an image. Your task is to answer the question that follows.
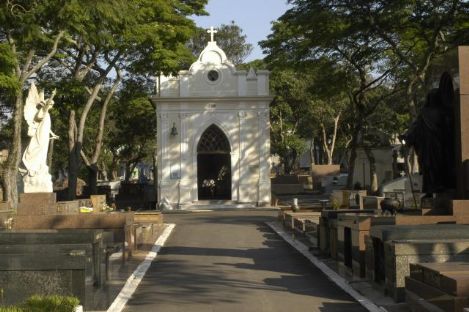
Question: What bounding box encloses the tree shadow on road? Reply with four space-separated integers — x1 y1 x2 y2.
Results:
125 211 366 311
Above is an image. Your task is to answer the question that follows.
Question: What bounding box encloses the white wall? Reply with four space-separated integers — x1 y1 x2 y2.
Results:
153 41 272 207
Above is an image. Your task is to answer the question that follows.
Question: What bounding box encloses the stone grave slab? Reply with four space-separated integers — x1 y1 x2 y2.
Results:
0 229 109 309
384 238 469 302
337 213 377 277
282 211 321 230
411 262 469 297
451 200 469 222
370 224 469 242
293 216 319 234
56 200 80 214
367 224 469 299
406 275 469 312
365 224 469 294
13 213 134 261
330 189 367 209
131 212 164 250
278 206 323 223
362 195 384 211
318 209 374 258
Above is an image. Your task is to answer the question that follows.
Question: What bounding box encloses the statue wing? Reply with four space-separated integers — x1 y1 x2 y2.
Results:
24 82 40 127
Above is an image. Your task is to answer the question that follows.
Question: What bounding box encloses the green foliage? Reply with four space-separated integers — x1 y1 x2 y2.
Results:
0 306 23 312
0 295 79 312
269 69 310 171
0 43 19 127
188 21 253 65
260 0 469 173
32 0 207 184
23 295 79 312
106 77 156 179
0 44 19 92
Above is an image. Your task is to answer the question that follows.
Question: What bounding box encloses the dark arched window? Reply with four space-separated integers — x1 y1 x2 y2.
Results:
197 124 230 154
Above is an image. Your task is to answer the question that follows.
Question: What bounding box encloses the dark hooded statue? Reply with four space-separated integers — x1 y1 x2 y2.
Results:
401 72 456 197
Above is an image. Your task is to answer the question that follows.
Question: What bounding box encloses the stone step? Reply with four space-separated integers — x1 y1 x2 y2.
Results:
405 276 469 312
411 262 469 296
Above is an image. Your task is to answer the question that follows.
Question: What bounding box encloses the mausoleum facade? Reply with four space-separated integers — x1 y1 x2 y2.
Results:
152 35 272 208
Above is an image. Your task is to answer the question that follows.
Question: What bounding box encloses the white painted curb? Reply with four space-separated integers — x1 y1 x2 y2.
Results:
107 223 176 312
266 222 386 312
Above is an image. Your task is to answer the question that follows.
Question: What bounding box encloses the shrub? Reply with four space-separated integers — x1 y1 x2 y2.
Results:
0 295 79 312
0 307 24 312
23 295 79 312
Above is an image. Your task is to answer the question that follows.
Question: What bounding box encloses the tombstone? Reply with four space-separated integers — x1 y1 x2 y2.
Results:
356 49 469 305
367 224 469 301
406 262 469 311
336 213 376 277
0 229 108 309
318 209 374 258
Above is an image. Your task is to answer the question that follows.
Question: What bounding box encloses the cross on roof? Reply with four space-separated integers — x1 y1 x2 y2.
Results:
207 26 217 42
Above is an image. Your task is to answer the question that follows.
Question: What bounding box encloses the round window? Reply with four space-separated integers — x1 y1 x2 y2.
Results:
207 70 219 82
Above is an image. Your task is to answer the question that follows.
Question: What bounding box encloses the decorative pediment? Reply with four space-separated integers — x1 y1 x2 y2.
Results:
157 27 270 98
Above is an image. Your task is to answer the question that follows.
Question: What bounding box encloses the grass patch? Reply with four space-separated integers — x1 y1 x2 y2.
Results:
0 295 79 312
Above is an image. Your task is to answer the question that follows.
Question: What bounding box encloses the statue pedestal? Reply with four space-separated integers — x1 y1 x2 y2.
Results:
17 193 57 216
22 172 53 193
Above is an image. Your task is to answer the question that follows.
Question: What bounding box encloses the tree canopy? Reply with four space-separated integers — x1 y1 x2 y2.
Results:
261 0 469 186
0 0 208 203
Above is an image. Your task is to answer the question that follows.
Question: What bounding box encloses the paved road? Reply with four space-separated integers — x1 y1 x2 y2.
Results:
124 210 367 312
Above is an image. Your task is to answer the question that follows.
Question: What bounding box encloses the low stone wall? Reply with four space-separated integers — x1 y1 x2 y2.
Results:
271 184 303 195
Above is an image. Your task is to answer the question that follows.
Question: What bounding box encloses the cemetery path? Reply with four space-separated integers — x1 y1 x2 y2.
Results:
123 210 367 312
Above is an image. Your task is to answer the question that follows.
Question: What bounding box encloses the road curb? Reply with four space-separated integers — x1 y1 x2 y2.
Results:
107 223 176 312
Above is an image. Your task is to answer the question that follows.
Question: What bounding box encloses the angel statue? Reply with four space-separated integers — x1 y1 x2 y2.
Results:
19 82 58 193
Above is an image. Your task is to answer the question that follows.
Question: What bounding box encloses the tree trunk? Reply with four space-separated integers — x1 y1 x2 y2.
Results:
364 146 378 193
124 162 131 183
346 129 360 189
309 139 315 166
82 73 121 195
110 156 118 181
67 146 80 199
321 113 341 165
100 161 108 181
87 164 98 195
68 110 79 200
4 94 24 209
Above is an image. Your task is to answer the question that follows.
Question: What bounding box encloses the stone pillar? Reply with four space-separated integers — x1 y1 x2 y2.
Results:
257 109 271 205
179 113 192 203
158 113 170 202
457 46 469 199
237 111 246 202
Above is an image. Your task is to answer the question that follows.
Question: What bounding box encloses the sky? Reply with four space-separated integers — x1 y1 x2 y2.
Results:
191 0 291 62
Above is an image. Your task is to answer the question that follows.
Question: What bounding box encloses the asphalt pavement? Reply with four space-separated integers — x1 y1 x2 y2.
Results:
123 210 367 312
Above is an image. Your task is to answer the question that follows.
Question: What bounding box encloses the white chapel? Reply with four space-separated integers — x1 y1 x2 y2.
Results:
152 28 272 208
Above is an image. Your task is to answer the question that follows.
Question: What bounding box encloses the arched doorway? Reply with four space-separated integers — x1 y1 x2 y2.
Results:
197 124 232 200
